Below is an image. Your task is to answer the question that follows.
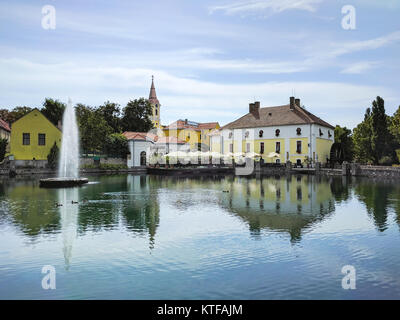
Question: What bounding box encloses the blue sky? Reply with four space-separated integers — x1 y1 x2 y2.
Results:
0 0 399 128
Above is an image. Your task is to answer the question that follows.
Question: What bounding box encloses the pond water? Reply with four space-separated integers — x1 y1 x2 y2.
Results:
0 174 400 299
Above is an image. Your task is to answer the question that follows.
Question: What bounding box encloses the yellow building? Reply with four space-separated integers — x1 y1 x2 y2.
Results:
10 109 62 160
210 97 334 165
162 119 220 151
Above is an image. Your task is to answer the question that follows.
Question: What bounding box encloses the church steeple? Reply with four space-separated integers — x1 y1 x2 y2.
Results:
148 76 161 128
149 75 160 106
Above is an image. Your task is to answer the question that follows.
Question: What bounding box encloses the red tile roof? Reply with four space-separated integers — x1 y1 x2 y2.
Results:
0 118 10 132
122 131 157 141
164 119 219 131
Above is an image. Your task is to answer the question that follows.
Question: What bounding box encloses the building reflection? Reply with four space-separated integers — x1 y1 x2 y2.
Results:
219 175 336 242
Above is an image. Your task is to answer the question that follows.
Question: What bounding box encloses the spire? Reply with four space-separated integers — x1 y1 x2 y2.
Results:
149 75 159 105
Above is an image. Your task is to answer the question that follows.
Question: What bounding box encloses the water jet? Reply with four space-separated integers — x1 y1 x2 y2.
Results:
40 98 88 188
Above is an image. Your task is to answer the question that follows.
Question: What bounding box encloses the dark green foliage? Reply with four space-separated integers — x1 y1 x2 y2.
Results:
122 98 154 132
0 138 8 162
0 106 33 123
41 98 66 125
47 142 59 169
97 101 122 133
103 133 128 158
333 125 353 163
76 104 113 154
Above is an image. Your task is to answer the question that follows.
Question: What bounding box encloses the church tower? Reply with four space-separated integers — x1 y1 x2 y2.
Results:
148 76 161 128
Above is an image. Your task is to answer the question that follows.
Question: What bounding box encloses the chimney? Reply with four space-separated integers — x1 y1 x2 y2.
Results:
254 101 260 112
290 96 295 110
249 102 255 113
295 98 300 108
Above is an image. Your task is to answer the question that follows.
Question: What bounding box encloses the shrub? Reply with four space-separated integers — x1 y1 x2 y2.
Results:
0 138 7 162
47 142 59 169
378 156 393 166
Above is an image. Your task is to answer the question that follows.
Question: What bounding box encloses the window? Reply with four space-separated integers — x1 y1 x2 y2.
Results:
38 133 46 146
276 159 280 164
246 143 250 153
155 108 158 116
259 130 263 138
275 142 280 153
228 132 233 139
275 129 280 137
296 128 301 135
260 142 264 154
22 133 30 145
245 131 249 138
319 128 323 136
296 141 302 153
229 143 233 153
328 130 332 138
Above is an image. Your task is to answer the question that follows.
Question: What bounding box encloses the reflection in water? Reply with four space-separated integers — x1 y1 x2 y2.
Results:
2 174 400 299
218 175 336 242
58 188 79 269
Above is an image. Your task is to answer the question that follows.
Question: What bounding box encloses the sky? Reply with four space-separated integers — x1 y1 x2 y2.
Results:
0 0 399 129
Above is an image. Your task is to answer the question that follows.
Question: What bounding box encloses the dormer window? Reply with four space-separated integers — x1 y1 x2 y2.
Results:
319 129 323 136
259 130 263 138
275 129 280 137
296 128 301 135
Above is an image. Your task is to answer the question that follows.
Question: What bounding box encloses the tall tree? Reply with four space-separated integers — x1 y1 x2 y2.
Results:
76 104 113 154
334 125 353 162
97 101 122 133
370 96 392 163
121 98 153 132
41 98 66 125
353 108 374 164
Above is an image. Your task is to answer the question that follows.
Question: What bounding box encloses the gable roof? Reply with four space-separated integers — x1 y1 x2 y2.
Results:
221 104 334 130
0 118 10 132
12 108 61 132
122 131 157 142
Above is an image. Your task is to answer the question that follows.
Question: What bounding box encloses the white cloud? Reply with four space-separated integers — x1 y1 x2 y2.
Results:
0 57 395 128
340 61 380 74
209 0 322 16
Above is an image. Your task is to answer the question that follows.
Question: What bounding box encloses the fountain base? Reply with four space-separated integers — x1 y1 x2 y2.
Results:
39 178 89 188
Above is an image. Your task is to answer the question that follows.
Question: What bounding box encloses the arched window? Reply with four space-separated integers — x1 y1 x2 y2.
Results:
259 130 263 138
296 128 301 135
275 129 280 137
140 151 146 166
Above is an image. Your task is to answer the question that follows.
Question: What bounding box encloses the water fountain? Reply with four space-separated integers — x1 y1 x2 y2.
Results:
40 99 88 188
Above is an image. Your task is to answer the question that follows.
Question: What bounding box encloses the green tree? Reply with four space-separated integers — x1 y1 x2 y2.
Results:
97 101 122 133
121 98 153 132
390 105 400 144
4 106 33 123
353 108 374 164
47 142 59 169
370 96 393 163
41 98 66 125
103 133 128 158
334 125 353 162
0 138 8 162
76 104 113 154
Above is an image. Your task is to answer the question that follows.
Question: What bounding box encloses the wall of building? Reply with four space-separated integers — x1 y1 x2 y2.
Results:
10 109 62 160
127 140 152 168
218 123 334 164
